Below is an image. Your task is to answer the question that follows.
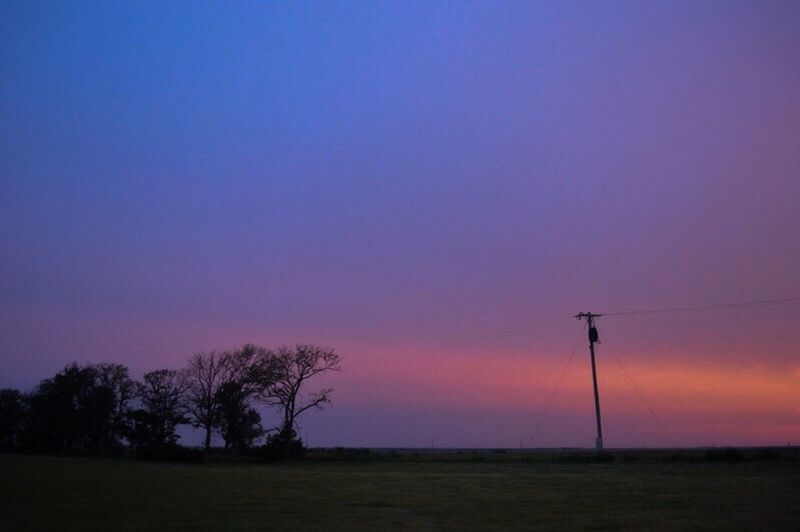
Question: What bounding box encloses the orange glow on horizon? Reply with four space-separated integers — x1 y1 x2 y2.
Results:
338 348 800 445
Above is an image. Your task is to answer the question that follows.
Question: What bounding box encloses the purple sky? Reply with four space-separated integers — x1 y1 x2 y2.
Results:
2 1 799 447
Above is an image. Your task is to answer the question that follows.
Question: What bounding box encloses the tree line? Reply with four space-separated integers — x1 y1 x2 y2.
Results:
0 344 340 461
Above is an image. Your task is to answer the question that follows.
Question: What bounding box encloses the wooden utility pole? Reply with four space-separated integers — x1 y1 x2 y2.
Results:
575 312 604 452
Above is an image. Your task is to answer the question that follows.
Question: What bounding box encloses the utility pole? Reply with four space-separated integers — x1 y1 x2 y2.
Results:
575 312 604 452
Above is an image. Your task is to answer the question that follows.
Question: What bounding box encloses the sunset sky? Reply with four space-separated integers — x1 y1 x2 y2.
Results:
2 1 799 448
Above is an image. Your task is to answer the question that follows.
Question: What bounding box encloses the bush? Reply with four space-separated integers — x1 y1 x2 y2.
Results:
134 444 205 463
251 429 306 462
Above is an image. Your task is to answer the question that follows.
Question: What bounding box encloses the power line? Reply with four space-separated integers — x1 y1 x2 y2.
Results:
435 296 800 351
429 296 800 352
601 338 678 449
529 332 582 448
430 318 574 351
603 296 800 318
351 319 574 374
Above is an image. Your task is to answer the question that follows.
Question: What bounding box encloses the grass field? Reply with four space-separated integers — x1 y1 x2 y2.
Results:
1 453 798 530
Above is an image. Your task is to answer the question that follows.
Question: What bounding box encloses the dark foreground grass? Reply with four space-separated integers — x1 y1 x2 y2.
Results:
1 454 798 530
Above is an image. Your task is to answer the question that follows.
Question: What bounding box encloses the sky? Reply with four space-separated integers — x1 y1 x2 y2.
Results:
1 1 799 448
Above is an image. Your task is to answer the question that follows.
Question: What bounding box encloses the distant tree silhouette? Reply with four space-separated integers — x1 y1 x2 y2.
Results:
216 381 264 452
217 344 279 452
94 363 135 445
261 344 340 460
0 388 27 451
127 369 189 448
258 427 306 462
24 363 132 454
2 343 341 459
185 352 229 454
185 345 277 453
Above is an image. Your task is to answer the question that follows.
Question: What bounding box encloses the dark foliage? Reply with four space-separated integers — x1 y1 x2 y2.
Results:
134 443 205 463
252 428 306 462
94 363 136 446
23 363 133 454
216 381 264 453
0 389 27 451
185 351 228 454
127 369 189 448
184 346 271 454
3 344 340 461
262 345 340 460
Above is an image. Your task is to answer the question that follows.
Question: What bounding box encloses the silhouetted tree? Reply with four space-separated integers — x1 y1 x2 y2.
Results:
6 344 340 457
94 363 135 443
216 345 273 452
225 344 272 396
185 346 276 453
259 427 306 462
262 344 340 460
24 363 131 454
216 381 263 452
128 369 189 448
0 388 27 451
185 351 229 454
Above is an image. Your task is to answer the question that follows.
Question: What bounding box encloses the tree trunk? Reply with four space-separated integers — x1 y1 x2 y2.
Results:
282 420 292 462
283 432 292 462
204 425 211 454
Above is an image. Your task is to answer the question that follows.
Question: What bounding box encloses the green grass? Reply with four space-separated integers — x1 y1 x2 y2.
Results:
1 453 798 530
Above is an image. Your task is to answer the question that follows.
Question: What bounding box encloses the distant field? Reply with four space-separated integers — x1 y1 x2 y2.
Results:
1 453 798 530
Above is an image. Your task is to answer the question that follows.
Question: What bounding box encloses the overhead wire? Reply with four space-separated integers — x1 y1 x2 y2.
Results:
353 319 573 373
528 332 582 448
429 296 800 352
354 295 797 449
602 296 800 318
600 337 678 448
425 296 800 352
429 318 575 351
